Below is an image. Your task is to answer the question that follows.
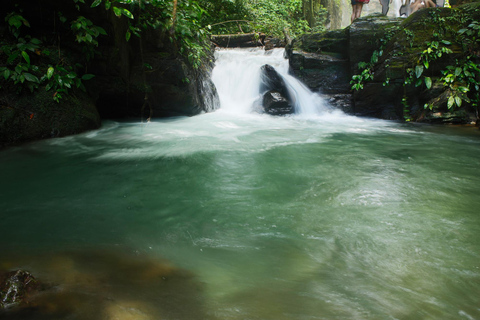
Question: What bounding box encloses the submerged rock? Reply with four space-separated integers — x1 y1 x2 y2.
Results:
0 270 42 310
0 249 208 320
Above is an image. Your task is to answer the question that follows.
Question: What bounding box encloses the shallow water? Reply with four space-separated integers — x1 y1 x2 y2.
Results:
1 48 480 319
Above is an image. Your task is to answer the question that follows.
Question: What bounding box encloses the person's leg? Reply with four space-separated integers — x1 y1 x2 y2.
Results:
410 0 422 12
351 0 356 23
380 0 390 15
352 4 363 20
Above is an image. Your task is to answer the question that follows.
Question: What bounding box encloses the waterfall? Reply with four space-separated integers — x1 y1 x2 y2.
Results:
211 47 332 117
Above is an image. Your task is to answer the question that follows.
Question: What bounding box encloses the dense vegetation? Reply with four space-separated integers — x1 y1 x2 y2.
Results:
0 0 210 102
199 0 327 37
0 0 326 104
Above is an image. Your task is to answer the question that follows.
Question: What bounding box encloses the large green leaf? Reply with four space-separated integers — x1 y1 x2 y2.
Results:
415 65 424 78
113 7 122 17
121 8 134 19
47 67 55 79
81 74 95 80
3 69 11 80
91 0 102 7
455 96 462 107
21 51 30 64
424 76 432 89
447 96 454 109
8 15 23 29
96 26 107 36
23 73 39 83
454 67 462 77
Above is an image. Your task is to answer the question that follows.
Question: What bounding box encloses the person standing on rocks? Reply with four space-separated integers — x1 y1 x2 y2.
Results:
351 0 369 23
410 0 436 13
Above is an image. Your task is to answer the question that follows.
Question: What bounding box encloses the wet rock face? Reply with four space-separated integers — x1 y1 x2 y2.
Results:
285 12 477 122
286 29 352 114
263 91 294 115
351 8 479 123
90 24 220 119
347 14 402 75
260 64 289 98
0 0 220 147
259 65 295 115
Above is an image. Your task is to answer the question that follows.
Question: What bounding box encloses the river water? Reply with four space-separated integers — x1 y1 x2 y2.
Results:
1 48 479 320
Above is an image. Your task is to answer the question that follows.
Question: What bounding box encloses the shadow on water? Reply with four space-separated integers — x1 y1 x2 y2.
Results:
0 248 210 320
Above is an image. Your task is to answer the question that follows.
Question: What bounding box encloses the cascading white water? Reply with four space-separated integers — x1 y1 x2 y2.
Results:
211 47 331 116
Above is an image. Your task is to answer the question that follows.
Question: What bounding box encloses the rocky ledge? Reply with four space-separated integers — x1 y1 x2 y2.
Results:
286 6 480 124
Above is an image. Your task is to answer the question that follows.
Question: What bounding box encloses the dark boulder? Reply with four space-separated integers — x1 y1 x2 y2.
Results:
348 14 402 75
259 64 295 115
263 91 294 115
0 89 101 148
260 64 289 97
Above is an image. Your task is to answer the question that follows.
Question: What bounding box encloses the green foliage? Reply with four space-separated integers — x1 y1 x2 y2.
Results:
1 10 95 102
83 0 212 69
197 0 326 38
350 27 399 91
349 49 385 89
441 60 480 109
404 40 453 88
243 0 322 37
458 20 480 53
198 0 251 34
42 65 94 103
351 61 374 90
71 16 107 61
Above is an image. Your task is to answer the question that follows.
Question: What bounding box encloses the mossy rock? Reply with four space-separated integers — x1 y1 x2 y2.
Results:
0 88 100 148
352 5 480 122
291 29 348 58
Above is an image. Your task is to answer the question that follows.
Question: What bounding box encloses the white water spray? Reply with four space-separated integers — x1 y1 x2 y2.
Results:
211 47 331 116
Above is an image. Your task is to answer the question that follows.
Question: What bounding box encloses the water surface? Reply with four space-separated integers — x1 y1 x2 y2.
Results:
1 48 479 320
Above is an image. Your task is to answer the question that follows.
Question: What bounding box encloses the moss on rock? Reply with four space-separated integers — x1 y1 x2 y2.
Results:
0 88 101 148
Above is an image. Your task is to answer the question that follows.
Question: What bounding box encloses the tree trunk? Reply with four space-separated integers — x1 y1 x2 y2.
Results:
170 0 178 36
310 0 315 27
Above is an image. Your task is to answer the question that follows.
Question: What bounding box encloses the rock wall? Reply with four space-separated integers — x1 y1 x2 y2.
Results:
287 14 402 115
287 6 480 123
0 0 219 148
90 10 219 119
